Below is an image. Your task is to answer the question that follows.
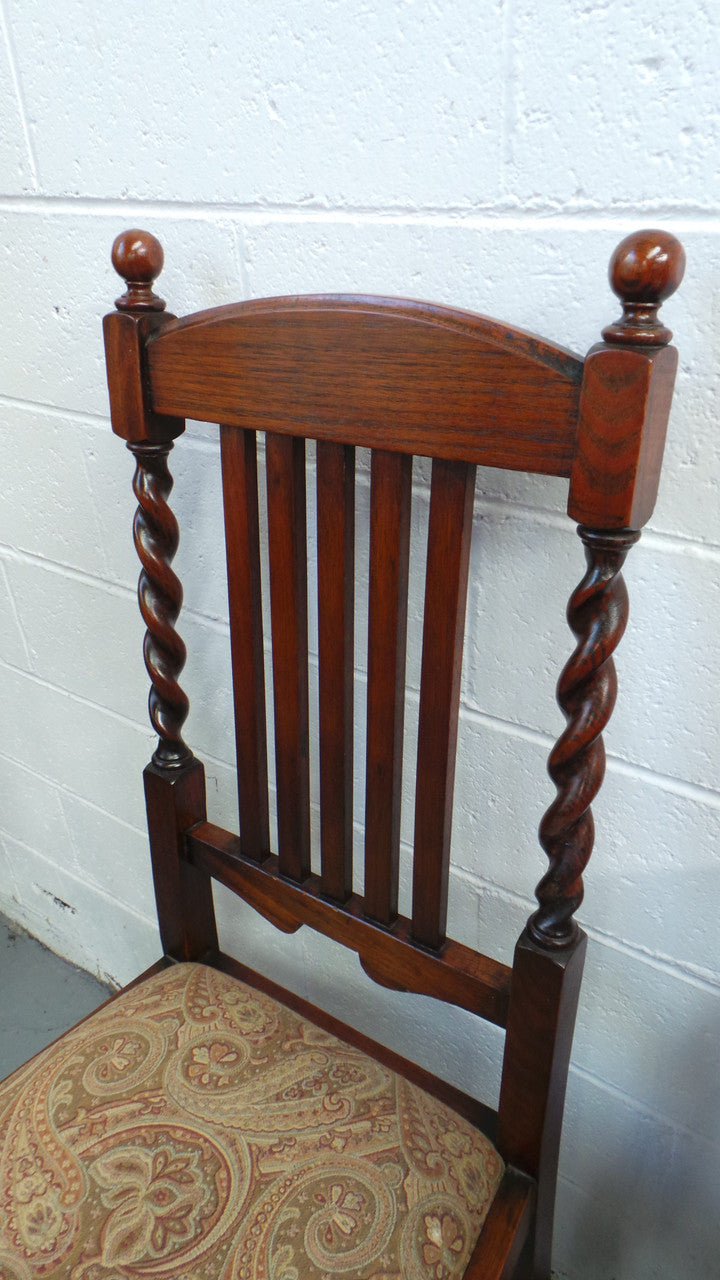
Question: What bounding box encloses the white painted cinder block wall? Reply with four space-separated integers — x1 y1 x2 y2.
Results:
0 3 717 1277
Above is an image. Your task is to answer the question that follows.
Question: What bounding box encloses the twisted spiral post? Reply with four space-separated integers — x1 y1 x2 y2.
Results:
528 526 639 948
129 441 192 768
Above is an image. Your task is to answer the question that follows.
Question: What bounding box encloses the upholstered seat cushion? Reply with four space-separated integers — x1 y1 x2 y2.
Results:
0 962 503 1279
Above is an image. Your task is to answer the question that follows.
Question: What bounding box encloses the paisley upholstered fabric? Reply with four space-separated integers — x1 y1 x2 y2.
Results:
0 962 503 1280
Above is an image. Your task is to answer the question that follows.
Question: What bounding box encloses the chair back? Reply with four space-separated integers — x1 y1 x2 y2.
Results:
103 230 684 1258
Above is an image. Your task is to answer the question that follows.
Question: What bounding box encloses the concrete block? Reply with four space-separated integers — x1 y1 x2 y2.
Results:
0 4 714 1273
458 507 720 795
202 752 242 835
0 830 157 984
59 792 155 919
0 753 70 863
0 26 34 192
587 770 720 979
559 1068 677 1231
510 0 719 205
0 404 112 577
650 230 720 547
0 561 31 670
7 0 505 207
242 220 615 351
179 614 236 765
463 508 573 732
659 1128 720 1279
555 1091 720 1279
214 879 311 1002
554 1165 670 1280
576 942 720 1142
171 436 228 622
82 422 226 604
80 420 141 587
0 211 240 417
0 663 152 823
4 552 262 795
242 219 707 544
452 714 551 904
0 835 20 904
5 557 147 719
615 538 720 792
477 883 720 1141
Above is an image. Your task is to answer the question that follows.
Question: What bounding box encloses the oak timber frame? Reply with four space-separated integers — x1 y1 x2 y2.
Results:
103 228 684 1279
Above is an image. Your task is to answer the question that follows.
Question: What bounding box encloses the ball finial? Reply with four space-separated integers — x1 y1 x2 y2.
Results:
603 229 685 346
111 229 166 311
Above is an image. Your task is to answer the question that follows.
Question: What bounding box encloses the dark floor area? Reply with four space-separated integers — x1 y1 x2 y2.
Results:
0 913 113 1080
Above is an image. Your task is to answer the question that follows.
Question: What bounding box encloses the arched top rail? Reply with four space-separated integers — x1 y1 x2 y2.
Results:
146 294 584 476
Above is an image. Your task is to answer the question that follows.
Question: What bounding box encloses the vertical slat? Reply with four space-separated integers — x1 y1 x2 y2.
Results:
220 426 270 860
364 449 412 925
412 458 476 949
266 432 311 882
317 441 355 902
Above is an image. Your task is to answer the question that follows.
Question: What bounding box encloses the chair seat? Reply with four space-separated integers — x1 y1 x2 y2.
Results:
0 962 504 1279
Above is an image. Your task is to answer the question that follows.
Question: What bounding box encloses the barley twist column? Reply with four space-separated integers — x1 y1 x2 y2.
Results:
529 526 638 947
106 228 191 768
529 227 685 949
129 439 191 767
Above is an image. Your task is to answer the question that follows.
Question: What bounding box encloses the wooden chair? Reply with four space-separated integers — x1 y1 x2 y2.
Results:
0 230 683 1280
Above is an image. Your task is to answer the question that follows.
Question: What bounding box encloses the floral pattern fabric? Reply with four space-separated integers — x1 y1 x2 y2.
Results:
0 963 503 1279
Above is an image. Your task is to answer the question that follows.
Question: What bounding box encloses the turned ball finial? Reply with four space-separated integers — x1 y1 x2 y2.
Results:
111 228 166 311
602 229 685 346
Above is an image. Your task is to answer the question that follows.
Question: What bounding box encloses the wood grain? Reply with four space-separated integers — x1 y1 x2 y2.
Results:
364 450 412 925
146 297 583 474
128 442 192 768
568 343 678 529
104 227 685 1280
496 929 587 1278
144 758 218 961
316 440 355 902
412 458 476 950
569 228 684 530
463 1168 534 1280
186 821 512 1028
530 526 638 948
220 426 270 860
104 310 184 445
265 433 311 882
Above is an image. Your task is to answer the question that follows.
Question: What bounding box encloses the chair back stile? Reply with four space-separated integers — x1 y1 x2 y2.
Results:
101 227 684 1280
